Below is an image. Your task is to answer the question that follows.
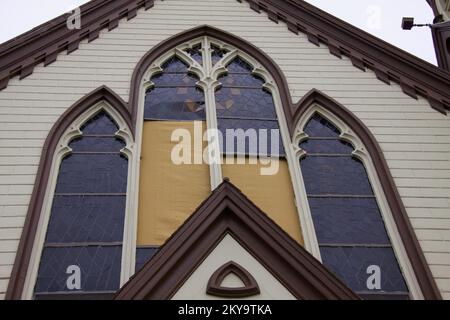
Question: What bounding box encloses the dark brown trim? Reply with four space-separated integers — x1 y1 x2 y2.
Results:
5 85 131 300
206 261 260 298
115 180 360 300
0 0 448 114
237 0 450 113
0 0 155 90
292 89 442 300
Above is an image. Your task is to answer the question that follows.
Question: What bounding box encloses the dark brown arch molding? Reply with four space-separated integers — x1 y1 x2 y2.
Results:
293 88 442 300
6 85 131 300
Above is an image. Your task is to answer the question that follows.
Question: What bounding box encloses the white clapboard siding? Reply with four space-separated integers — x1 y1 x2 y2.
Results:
0 0 449 298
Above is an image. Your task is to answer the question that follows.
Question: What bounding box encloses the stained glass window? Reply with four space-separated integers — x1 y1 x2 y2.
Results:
144 56 206 121
211 45 228 65
34 111 127 300
184 44 202 65
216 57 284 156
299 113 409 300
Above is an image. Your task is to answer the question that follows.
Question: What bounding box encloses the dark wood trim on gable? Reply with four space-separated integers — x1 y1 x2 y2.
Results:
238 0 450 113
0 0 155 90
5 86 131 300
292 89 442 300
115 180 360 300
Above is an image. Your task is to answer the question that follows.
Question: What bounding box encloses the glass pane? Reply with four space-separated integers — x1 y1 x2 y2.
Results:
320 246 408 293
211 45 228 65
300 156 374 195
69 136 125 152
226 57 253 73
299 139 354 154
55 154 128 194
308 197 390 244
219 73 265 87
81 112 119 135
161 56 189 73
135 247 158 272
46 195 126 243
151 72 198 87
304 114 340 137
185 45 202 65
215 88 277 119
218 118 284 156
35 246 122 293
144 87 206 121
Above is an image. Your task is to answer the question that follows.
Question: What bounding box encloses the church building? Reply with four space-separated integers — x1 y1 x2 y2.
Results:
0 0 449 300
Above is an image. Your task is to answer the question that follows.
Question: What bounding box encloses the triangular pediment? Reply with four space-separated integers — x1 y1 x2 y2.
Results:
115 179 359 300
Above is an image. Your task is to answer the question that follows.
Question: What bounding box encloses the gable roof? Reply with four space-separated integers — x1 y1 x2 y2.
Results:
0 0 449 113
114 179 359 300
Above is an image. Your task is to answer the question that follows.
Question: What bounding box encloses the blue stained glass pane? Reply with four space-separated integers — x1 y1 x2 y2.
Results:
185 45 202 65
211 46 228 65
218 118 284 156
35 246 122 293
81 112 119 135
219 73 265 87
69 136 125 152
144 87 206 120
55 154 128 194
135 247 158 272
161 56 189 72
46 195 126 243
308 197 390 244
299 139 354 154
304 114 340 137
151 72 198 87
300 156 374 195
226 57 253 73
320 246 408 293
215 88 277 119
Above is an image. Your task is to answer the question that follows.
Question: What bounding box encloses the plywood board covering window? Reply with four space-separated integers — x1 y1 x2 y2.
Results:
137 121 210 246
222 158 304 245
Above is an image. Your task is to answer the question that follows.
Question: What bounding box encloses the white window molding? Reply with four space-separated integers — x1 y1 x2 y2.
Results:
292 104 424 300
21 101 135 299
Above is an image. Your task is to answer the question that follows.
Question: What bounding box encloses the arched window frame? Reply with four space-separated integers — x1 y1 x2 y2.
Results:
21 101 135 300
131 35 313 262
292 103 424 299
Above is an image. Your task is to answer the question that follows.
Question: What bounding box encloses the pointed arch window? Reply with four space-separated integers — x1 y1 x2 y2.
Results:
31 107 132 300
134 37 303 271
298 112 410 300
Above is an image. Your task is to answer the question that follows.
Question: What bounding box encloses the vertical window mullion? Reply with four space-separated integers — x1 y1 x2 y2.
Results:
202 37 223 189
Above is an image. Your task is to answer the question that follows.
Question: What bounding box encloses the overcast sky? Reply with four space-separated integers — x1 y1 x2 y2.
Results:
0 0 437 65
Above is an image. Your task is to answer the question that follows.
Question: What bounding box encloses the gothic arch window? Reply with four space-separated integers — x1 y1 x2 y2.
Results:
23 102 133 300
134 36 304 271
294 105 420 300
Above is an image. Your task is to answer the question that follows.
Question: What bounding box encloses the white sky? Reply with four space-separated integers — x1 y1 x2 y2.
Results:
0 0 437 65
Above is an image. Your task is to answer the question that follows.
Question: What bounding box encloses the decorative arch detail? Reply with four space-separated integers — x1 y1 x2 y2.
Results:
291 89 441 300
6 86 133 299
127 25 298 135
206 261 260 298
